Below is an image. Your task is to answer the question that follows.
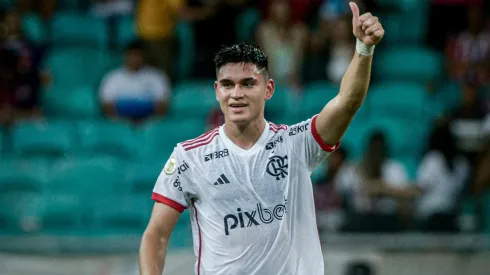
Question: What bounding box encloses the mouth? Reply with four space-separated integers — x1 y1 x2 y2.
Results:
229 103 248 112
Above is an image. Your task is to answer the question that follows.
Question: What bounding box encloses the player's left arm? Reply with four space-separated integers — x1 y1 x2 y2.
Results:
315 2 384 146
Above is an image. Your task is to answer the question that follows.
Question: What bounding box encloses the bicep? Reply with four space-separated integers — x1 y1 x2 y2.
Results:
145 202 182 240
315 95 355 146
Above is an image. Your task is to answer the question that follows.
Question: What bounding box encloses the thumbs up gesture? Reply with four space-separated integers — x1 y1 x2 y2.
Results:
349 2 384 46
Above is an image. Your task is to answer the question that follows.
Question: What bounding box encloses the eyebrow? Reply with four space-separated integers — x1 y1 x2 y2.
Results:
219 78 257 84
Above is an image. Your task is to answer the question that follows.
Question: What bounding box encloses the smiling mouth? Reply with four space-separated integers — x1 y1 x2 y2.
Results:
229 104 247 108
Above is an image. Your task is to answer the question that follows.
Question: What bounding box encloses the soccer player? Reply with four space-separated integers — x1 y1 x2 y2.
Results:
139 2 384 275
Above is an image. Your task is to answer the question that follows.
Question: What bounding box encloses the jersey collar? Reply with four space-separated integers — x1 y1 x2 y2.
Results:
219 120 270 156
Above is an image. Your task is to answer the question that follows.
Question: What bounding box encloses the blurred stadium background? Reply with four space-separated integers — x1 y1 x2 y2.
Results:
0 0 490 274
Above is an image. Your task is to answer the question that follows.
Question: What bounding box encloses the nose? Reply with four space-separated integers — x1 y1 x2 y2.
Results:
230 85 244 100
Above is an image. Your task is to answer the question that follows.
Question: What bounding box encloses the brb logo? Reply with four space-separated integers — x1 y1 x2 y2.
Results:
223 199 287 236
265 136 283 150
266 155 288 180
204 149 229 162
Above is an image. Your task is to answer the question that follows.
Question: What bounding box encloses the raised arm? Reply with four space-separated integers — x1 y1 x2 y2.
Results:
139 203 181 275
315 2 384 146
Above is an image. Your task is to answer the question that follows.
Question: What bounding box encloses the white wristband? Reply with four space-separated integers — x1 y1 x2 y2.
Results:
356 39 375 56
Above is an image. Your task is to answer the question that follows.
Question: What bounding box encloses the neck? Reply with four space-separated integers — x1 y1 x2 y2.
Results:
223 117 266 150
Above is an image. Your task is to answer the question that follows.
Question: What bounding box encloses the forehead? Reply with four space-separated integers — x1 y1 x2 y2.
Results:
217 63 263 81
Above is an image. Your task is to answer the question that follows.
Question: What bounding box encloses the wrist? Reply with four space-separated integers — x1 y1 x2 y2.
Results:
356 39 375 56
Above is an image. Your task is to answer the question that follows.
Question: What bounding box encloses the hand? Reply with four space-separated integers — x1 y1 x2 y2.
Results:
349 2 384 46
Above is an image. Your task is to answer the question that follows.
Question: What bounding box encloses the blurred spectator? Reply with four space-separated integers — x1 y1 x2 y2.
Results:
260 0 322 25
336 132 409 232
318 0 365 22
415 122 469 232
91 0 133 18
325 16 354 84
449 84 489 166
474 127 490 195
207 107 225 130
445 4 490 86
0 9 44 125
256 0 307 90
428 0 484 50
314 148 347 232
99 40 171 123
137 0 184 82
182 0 249 78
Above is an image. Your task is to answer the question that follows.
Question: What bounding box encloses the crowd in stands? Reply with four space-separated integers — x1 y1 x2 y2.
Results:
0 0 490 237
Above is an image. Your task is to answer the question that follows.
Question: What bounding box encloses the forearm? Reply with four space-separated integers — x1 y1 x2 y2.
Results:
315 51 373 145
338 52 373 111
139 230 169 275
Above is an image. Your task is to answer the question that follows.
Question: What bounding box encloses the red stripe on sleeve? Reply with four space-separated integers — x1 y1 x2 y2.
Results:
152 193 187 213
311 115 340 152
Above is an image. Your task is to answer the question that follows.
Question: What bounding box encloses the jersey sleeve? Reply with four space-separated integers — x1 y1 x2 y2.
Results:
151 147 195 213
288 115 340 171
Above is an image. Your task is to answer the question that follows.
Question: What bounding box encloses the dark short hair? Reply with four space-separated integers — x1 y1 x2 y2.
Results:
213 43 269 78
125 40 144 52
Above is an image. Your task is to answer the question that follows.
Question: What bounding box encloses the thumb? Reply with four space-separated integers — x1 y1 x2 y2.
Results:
349 2 359 26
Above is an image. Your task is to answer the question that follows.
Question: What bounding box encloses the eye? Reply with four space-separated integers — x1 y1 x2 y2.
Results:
243 81 255 88
222 82 234 89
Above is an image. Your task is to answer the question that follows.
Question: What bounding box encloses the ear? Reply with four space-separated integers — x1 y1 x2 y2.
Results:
214 81 219 102
264 79 275 100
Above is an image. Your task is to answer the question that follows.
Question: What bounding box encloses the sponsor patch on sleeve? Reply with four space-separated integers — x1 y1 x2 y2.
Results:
164 157 177 175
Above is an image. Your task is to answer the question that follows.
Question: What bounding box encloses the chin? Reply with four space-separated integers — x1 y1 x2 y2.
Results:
227 113 251 124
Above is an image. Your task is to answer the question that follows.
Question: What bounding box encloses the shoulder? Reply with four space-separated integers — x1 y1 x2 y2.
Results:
143 66 169 80
178 127 220 153
384 159 407 173
103 68 125 81
284 118 312 137
420 151 444 166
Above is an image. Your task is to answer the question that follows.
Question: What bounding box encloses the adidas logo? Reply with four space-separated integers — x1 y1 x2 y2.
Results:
213 174 230 186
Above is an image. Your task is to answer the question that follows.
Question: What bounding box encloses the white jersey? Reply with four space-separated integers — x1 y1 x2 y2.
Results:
152 115 339 275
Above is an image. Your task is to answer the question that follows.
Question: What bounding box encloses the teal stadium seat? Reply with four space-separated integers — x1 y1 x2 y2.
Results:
374 47 443 83
364 117 426 159
236 8 260 42
0 158 49 193
0 0 12 8
50 12 108 48
0 193 45 234
139 118 206 161
341 123 368 160
89 194 153 234
39 194 84 234
22 13 47 44
125 162 164 194
265 85 296 124
43 85 101 118
44 47 111 88
170 80 217 118
48 156 125 195
380 10 428 45
117 15 136 49
77 120 138 159
175 22 196 80
482 192 490 233
11 120 75 157
368 81 429 121
299 81 340 121
58 0 83 11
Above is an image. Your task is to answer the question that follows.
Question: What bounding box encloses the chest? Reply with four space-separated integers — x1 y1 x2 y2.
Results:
194 140 292 203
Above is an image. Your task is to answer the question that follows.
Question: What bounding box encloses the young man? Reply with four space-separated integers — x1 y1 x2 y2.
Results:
139 2 384 275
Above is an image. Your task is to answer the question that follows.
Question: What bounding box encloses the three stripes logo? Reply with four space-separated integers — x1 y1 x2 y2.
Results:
213 174 230 186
